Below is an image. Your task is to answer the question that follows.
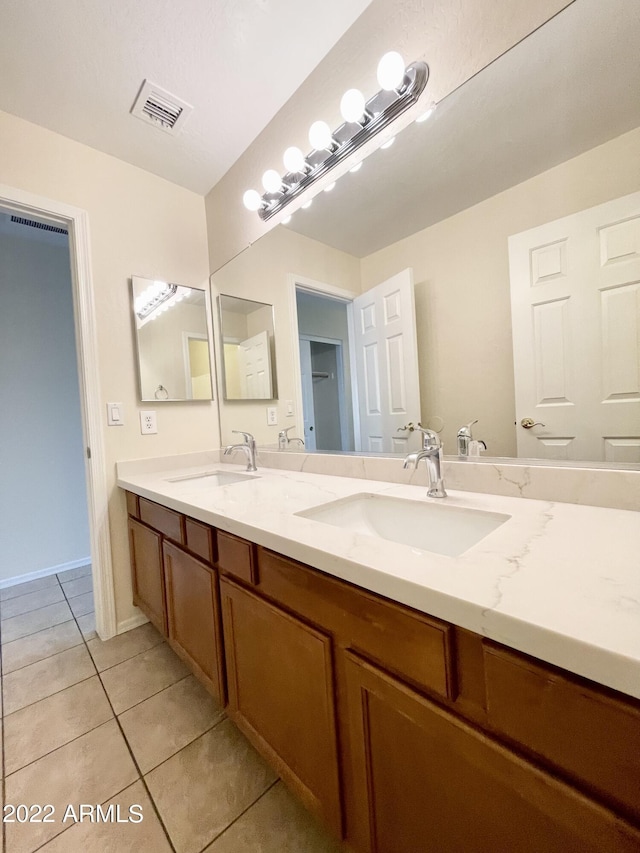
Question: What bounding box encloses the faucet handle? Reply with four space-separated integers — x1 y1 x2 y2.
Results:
413 426 441 449
232 430 254 444
457 419 478 437
279 426 295 437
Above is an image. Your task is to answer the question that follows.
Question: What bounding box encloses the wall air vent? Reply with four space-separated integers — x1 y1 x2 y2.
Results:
131 79 193 135
10 216 68 235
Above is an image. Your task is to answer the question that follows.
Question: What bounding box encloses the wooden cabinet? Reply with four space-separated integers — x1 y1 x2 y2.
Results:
163 541 225 704
128 517 167 636
220 577 342 837
343 652 640 853
124 490 640 853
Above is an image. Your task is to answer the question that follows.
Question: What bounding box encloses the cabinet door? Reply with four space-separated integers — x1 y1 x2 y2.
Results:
128 518 167 636
163 541 225 704
343 652 640 853
220 578 342 837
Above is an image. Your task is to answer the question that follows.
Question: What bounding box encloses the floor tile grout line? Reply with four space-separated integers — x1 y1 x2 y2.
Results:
4 714 115 779
0 616 76 647
0 595 72 624
93 634 166 675
1 635 85 677
57 578 179 853
140 712 228 777
114 672 193 717
195 777 280 853
0 570 90 606
2 673 97 719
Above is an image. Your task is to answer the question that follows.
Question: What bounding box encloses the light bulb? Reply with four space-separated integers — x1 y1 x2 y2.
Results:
301 199 313 209
324 182 336 192
283 146 306 173
243 189 262 211
308 120 333 150
380 137 395 149
416 101 437 123
340 88 366 123
349 161 363 173
262 169 282 193
282 214 292 224
377 51 406 91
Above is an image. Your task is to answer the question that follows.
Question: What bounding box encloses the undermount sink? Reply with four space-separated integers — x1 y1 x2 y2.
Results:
296 493 510 557
166 470 256 487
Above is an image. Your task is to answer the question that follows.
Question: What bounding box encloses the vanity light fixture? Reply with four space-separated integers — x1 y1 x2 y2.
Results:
135 281 178 320
242 52 429 220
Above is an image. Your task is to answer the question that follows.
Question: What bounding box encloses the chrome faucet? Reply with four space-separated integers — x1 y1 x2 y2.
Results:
403 429 447 498
278 426 304 450
223 430 257 472
457 419 478 458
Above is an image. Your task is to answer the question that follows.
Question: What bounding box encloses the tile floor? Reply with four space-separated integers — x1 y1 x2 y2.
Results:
0 566 343 853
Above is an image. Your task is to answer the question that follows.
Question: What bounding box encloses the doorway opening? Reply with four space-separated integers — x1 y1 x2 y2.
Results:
0 209 91 592
0 184 116 638
295 288 355 452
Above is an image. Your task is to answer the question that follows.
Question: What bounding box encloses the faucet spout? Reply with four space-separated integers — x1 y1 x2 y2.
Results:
224 431 258 472
403 446 447 498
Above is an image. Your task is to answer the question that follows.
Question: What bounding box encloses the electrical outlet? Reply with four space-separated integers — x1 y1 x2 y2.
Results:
266 406 278 426
140 410 157 434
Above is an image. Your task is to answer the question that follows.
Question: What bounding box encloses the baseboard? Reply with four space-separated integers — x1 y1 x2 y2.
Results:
116 612 150 635
0 556 92 589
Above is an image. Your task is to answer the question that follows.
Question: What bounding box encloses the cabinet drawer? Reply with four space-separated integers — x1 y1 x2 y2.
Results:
484 643 640 822
185 518 216 564
257 548 454 700
139 498 184 544
217 531 257 585
125 491 139 519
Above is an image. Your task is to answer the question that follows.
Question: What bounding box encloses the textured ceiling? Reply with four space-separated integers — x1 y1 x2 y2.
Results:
0 0 371 194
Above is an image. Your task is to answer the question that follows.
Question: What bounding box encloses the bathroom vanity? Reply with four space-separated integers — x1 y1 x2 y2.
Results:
118 459 640 852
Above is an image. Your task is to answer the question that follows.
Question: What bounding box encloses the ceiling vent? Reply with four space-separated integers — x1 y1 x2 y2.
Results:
131 80 193 135
10 215 68 235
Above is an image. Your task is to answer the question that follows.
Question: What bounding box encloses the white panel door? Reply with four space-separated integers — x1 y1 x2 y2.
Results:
352 268 420 453
509 191 640 462
238 329 272 399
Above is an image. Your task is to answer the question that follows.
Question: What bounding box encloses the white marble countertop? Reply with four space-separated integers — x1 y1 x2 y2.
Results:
117 454 640 701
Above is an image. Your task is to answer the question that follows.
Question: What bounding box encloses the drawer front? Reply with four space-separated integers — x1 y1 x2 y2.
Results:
484 643 640 822
217 531 256 585
139 498 184 544
185 517 216 564
125 491 139 519
257 548 454 700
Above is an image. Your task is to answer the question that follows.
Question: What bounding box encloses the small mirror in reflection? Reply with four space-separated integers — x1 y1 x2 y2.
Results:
131 276 214 402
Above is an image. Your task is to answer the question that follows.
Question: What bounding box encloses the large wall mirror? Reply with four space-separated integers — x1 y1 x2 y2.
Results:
213 0 640 467
218 294 277 400
131 276 214 402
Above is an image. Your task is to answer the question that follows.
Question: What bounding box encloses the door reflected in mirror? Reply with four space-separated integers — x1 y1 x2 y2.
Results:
131 276 214 402
218 294 277 400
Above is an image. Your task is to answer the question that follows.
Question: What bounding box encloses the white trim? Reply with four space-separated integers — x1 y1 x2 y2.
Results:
0 183 117 640
182 330 208 400
299 334 349 450
116 612 150 634
0 557 91 589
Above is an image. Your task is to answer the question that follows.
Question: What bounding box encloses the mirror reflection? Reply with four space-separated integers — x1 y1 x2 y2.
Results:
214 0 640 466
131 276 214 402
218 294 277 400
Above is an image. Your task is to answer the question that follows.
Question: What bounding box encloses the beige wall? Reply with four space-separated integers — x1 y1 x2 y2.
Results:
212 225 360 445
0 109 218 629
360 126 640 456
205 0 572 272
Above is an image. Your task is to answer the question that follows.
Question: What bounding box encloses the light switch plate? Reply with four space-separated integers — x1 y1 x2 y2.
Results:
140 410 158 434
285 400 294 417
107 402 124 426
266 406 278 426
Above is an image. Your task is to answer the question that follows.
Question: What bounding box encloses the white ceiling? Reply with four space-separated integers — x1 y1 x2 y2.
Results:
0 0 371 194
287 0 640 256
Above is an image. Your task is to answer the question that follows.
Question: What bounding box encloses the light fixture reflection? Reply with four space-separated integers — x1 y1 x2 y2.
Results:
416 101 437 123
340 88 366 123
380 137 395 149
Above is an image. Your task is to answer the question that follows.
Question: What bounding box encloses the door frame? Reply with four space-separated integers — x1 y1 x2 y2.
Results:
287 274 361 451
299 334 349 451
0 183 116 639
